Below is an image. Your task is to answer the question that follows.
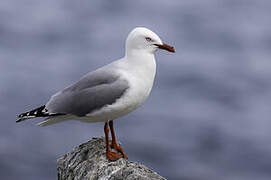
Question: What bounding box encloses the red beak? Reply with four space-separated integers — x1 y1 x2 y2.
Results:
155 43 175 53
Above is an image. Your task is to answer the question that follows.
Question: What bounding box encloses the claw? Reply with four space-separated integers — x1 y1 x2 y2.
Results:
106 150 123 161
112 142 128 160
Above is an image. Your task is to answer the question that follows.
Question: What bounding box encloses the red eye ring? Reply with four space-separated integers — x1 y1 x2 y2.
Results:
145 37 152 42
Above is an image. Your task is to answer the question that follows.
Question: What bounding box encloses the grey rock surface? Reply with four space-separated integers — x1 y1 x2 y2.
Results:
57 137 166 180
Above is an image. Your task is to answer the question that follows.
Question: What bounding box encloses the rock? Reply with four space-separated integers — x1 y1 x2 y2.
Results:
57 137 167 180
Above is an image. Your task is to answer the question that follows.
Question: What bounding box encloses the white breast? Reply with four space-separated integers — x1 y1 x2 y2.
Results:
83 55 157 123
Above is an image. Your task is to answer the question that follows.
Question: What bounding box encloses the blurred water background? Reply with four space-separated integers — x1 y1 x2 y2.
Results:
1 0 271 179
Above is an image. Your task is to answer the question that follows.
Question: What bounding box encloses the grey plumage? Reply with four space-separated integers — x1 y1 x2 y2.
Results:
46 68 129 117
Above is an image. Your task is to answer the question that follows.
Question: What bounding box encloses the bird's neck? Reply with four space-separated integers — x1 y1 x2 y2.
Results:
124 51 157 82
125 50 156 67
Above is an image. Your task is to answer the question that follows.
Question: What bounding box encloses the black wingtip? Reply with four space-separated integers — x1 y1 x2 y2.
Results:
16 112 29 123
16 105 63 124
16 119 22 123
16 113 24 122
16 113 23 121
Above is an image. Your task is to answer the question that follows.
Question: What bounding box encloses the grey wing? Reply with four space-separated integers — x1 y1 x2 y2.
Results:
46 68 129 117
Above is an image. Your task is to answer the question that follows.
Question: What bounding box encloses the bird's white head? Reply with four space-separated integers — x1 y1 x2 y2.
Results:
125 27 175 57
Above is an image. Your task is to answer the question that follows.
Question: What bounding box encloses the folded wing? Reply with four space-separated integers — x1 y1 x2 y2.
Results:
46 68 129 117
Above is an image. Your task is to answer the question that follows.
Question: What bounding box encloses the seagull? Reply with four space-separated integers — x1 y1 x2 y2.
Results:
17 27 175 161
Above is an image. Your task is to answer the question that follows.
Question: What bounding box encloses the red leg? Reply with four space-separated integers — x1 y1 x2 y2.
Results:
109 120 128 160
104 122 122 161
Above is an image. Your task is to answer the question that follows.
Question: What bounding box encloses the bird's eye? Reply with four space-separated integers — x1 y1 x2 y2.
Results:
145 37 152 42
